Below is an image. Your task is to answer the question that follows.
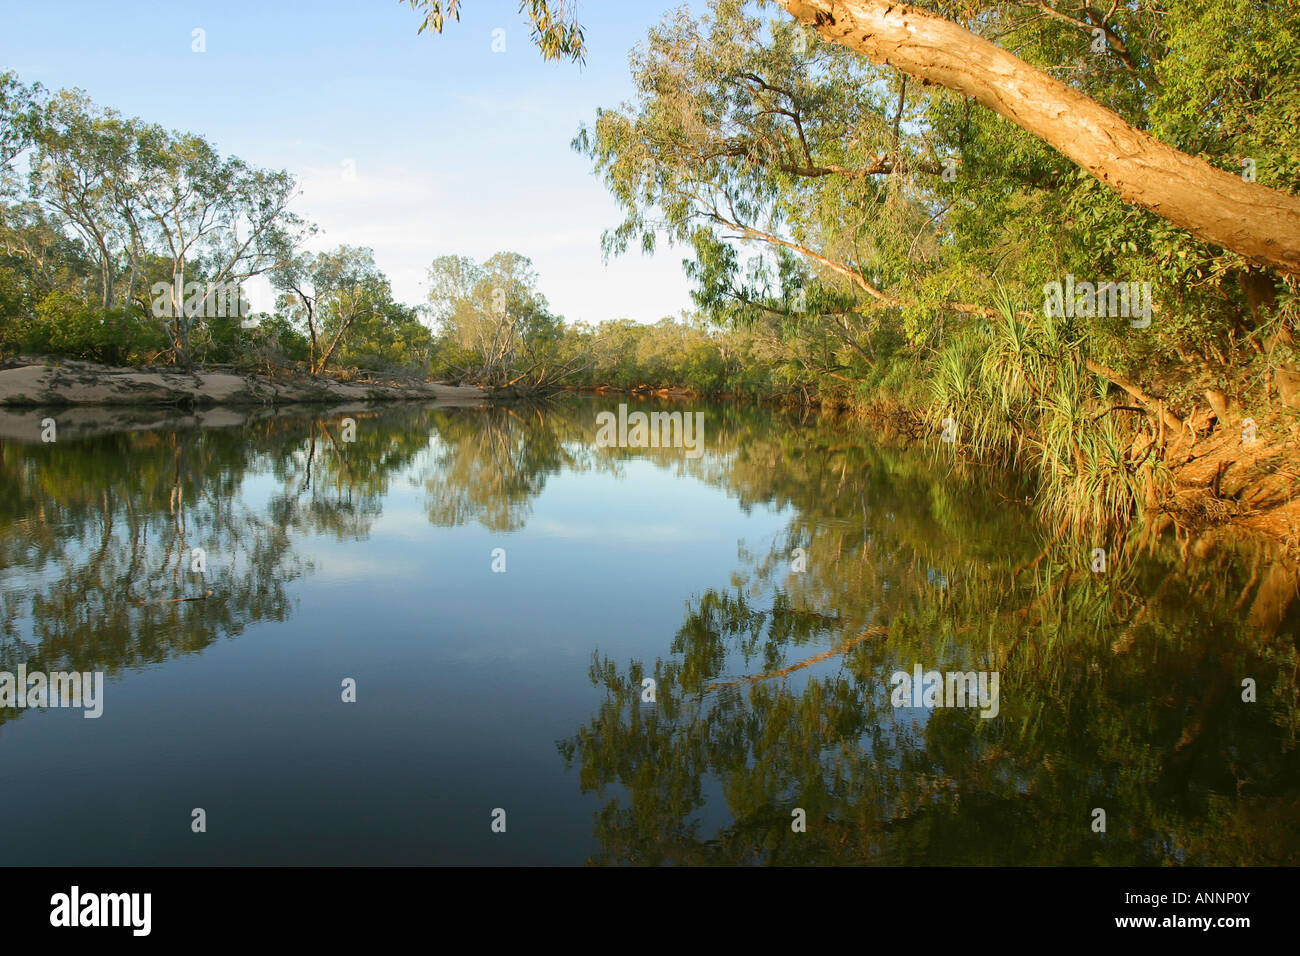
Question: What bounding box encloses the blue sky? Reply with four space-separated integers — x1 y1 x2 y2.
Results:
0 0 703 324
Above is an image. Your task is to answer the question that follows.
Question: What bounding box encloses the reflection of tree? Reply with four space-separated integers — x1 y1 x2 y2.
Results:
0 400 620 712
3 397 1295 861
265 411 434 540
0 408 433 732
0 427 291 730
419 404 610 531
560 418 1300 865
420 407 561 531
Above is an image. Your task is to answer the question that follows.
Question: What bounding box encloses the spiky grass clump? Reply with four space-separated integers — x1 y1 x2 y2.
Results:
926 286 1171 537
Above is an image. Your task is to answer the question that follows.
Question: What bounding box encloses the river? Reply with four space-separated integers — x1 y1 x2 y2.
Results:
0 398 1296 864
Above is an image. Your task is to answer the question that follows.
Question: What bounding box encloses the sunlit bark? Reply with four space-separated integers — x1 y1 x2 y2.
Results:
779 0 1300 276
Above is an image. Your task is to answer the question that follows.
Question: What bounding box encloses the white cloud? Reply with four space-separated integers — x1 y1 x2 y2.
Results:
528 517 697 542
261 158 692 325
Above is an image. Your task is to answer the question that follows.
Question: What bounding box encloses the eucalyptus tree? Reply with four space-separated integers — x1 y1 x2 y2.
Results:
425 250 563 386
572 0 971 380
405 0 1300 278
0 71 41 177
272 246 391 374
343 298 438 370
0 204 92 319
568 0 1300 467
0 73 49 326
4 80 308 365
774 0 1300 278
25 89 137 312
126 127 306 365
403 0 585 61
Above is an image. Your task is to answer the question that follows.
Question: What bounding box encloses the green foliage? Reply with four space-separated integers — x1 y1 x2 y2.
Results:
0 76 308 366
424 250 566 386
571 0 1300 534
272 246 396 374
16 291 165 363
403 0 586 63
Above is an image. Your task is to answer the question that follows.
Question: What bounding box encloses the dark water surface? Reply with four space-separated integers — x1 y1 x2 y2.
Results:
1 398 1296 864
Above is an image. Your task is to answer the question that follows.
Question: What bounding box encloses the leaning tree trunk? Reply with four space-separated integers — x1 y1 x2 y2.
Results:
779 0 1300 277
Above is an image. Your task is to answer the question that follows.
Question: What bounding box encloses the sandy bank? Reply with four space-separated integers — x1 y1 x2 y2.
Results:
0 358 489 408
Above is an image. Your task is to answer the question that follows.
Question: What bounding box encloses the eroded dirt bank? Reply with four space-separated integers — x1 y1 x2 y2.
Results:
858 400 1299 554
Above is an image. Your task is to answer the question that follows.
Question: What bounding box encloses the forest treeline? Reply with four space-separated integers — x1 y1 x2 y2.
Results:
3 0 1299 534
0 69 761 392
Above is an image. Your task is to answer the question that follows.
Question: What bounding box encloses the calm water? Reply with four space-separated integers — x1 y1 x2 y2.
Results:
0 398 1296 865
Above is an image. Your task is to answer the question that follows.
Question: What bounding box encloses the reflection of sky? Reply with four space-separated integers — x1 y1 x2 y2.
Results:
309 456 795 662
0 418 801 864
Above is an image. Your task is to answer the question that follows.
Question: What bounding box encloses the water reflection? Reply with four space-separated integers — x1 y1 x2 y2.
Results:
0 398 1295 864
556 415 1300 865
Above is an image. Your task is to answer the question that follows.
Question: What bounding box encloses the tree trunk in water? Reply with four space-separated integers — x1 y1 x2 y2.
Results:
778 0 1300 277
1247 558 1299 637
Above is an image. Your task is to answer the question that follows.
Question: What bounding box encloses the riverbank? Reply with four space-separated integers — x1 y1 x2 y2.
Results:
0 400 422 443
5 357 1294 551
0 357 488 407
848 399 1300 554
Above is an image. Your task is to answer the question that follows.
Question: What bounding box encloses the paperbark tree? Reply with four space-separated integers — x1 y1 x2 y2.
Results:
774 0 1300 276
